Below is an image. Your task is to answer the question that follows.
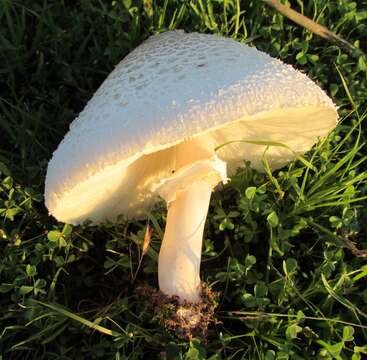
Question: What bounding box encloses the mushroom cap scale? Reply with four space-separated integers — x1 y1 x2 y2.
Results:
45 30 338 224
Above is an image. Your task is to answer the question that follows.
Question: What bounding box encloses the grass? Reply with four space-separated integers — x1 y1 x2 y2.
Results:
1 0 367 358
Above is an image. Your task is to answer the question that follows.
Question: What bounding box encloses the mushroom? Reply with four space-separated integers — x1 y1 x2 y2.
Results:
45 31 338 304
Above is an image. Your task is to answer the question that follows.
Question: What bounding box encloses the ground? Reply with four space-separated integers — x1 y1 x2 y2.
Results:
0 0 367 359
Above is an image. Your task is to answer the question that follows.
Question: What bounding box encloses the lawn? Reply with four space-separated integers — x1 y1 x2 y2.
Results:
1 0 367 359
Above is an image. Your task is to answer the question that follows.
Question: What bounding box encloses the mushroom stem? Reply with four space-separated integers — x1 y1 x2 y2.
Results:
158 180 212 303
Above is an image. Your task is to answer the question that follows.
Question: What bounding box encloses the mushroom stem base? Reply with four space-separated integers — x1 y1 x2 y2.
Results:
158 180 212 303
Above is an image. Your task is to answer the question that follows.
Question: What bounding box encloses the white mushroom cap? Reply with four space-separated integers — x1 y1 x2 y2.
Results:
45 30 338 224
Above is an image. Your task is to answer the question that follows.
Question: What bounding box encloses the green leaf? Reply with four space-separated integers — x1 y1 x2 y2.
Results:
265 350 276 360
330 83 339 96
245 186 256 200
352 265 367 282
26 264 37 277
245 254 256 270
358 56 367 72
356 10 367 21
307 54 319 64
35 278 46 289
19 286 34 295
31 300 122 337
276 352 289 360
5 207 21 220
354 345 367 354
184 340 206 360
296 310 305 322
267 211 279 228
242 293 256 307
283 258 298 276
342 325 354 342
317 340 344 357
62 224 72 236
296 52 307 65
285 324 302 339
47 230 61 242
58 236 67 248
268 279 286 296
254 282 268 297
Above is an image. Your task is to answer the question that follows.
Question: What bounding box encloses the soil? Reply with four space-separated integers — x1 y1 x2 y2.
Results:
136 284 219 340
